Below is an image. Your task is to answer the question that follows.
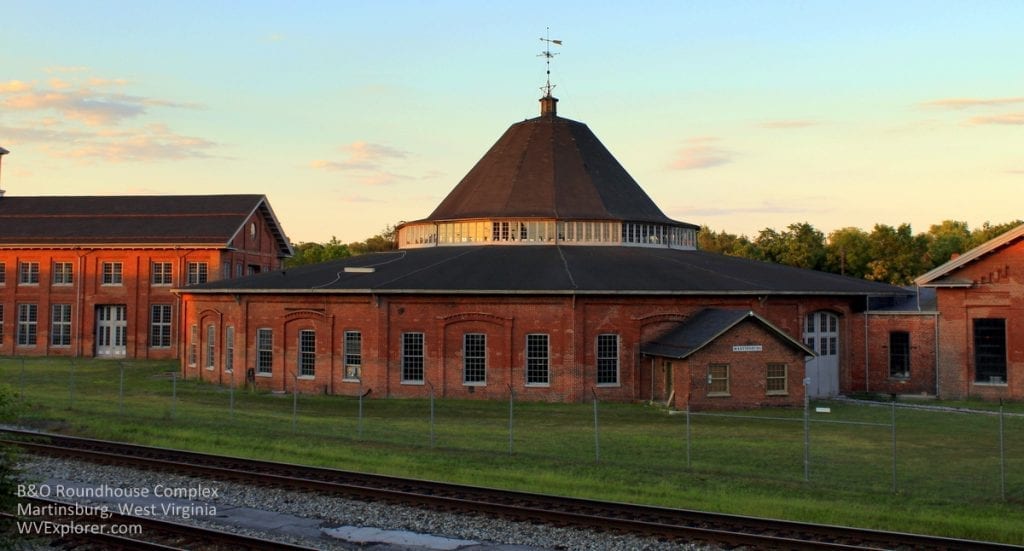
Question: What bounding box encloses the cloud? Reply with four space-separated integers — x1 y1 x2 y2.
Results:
670 202 815 218
920 97 1024 110
0 78 198 126
335 194 386 204
757 119 819 129
0 122 217 162
668 137 734 170
967 112 1024 126
310 141 409 172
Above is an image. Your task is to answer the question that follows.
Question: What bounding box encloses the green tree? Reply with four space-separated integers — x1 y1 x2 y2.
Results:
825 227 872 278
348 225 398 255
865 223 928 284
697 226 755 257
776 222 826 270
925 220 971 269
969 220 1023 249
285 236 351 267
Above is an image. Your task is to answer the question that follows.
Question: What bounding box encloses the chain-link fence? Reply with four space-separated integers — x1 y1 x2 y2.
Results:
2 357 1020 502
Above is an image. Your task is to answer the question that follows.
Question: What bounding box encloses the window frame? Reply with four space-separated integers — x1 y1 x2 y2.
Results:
766 363 788 395
525 333 550 386
973 318 1007 384
256 328 273 375
298 329 316 378
188 324 198 366
52 261 74 285
149 304 173 348
225 326 235 373
0 262 6 285
187 262 209 285
50 304 72 347
708 363 730 396
151 262 173 286
101 262 123 285
888 331 911 379
205 324 216 370
17 303 38 347
401 332 425 384
463 333 487 385
596 333 620 386
343 330 362 381
19 262 39 285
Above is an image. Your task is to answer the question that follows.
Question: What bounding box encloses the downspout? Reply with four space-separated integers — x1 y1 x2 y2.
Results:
864 295 870 393
933 310 940 397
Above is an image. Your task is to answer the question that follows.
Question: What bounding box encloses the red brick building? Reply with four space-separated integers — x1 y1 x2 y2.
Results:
0 193 291 359
916 224 1024 400
179 95 913 409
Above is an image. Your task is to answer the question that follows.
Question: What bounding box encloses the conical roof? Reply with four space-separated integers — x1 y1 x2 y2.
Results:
426 98 691 227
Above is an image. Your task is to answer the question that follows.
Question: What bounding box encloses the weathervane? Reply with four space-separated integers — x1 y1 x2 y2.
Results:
538 28 562 97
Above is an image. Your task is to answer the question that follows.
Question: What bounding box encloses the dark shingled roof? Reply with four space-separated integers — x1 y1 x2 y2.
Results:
425 113 695 228
0 194 292 255
184 245 912 296
640 308 815 359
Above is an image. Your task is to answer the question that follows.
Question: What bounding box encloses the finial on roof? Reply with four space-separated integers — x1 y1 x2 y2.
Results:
538 28 562 108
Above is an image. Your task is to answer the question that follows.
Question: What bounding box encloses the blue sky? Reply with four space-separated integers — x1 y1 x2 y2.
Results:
2 1 1022 243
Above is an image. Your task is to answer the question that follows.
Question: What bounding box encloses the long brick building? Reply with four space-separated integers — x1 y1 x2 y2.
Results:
178 95 917 409
0 192 291 359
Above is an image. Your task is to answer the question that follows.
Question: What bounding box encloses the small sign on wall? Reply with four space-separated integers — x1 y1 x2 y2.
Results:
732 344 763 352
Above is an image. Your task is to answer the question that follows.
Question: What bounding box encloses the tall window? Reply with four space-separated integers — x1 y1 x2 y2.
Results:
17 304 38 346
257 328 273 374
299 329 316 377
766 363 788 395
187 262 208 285
205 325 216 369
463 333 486 384
188 325 198 366
19 262 39 284
596 334 619 385
401 332 425 382
0 304 4 345
0 262 6 284
150 305 172 348
102 262 123 285
344 331 362 380
225 326 235 373
889 332 910 379
50 304 72 347
526 334 549 385
53 262 74 285
974 318 1007 383
708 364 730 396
152 262 173 285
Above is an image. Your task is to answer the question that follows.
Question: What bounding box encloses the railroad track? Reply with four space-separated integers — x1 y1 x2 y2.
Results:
2 427 1019 550
4 496 319 550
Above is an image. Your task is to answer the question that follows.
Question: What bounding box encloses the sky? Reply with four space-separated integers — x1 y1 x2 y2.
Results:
2 1 1022 244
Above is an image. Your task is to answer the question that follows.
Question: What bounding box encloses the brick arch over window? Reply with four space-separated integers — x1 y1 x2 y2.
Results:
439 312 514 397
281 310 333 390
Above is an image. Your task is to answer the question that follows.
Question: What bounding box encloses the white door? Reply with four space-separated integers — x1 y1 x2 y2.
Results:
803 311 839 397
96 305 127 357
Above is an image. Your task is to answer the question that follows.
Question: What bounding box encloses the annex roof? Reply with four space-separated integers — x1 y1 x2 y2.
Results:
0 194 293 256
182 245 911 296
423 108 696 228
915 223 1024 287
640 308 815 360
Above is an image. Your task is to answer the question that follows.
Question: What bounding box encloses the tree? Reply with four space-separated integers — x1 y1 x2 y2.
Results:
969 220 1023 249
697 226 755 257
925 220 971 269
285 236 351 268
776 222 826 270
348 225 398 255
825 227 872 278
865 223 928 285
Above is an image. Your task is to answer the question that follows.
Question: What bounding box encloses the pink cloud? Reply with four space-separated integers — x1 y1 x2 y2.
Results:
920 97 1024 110
310 141 409 172
669 138 734 170
0 78 197 126
968 112 1024 126
757 119 819 129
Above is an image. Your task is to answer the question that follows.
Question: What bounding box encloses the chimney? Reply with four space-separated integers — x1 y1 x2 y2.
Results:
539 95 558 117
0 146 8 198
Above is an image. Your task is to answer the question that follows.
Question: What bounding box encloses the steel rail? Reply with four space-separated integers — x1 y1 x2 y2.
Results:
3 427 1020 550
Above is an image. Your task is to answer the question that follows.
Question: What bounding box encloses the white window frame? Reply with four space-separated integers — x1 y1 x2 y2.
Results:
463 333 486 385
298 329 316 378
50 304 72 347
525 334 550 386
19 262 39 285
256 328 273 375
343 330 362 381
149 305 172 348
52 262 74 285
401 332 425 384
596 333 620 386
101 262 123 285
151 262 173 285
17 303 38 346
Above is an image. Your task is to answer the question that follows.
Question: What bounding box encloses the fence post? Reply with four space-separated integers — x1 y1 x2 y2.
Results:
68 359 75 411
507 384 515 456
999 400 1006 501
358 388 370 439
803 377 810 482
19 358 26 401
685 404 691 468
118 362 126 416
890 394 897 493
427 382 436 448
291 373 298 432
171 371 177 419
592 388 600 463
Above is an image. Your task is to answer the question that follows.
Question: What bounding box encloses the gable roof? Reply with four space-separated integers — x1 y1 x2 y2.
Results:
182 245 911 297
915 223 1024 287
640 308 815 360
0 194 293 256
424 112 696 228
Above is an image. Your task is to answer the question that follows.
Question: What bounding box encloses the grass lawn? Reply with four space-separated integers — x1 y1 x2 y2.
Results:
2 357 1022 545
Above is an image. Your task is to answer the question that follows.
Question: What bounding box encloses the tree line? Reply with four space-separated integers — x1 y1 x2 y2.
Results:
285 220 1023 285
699 220 1022 284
